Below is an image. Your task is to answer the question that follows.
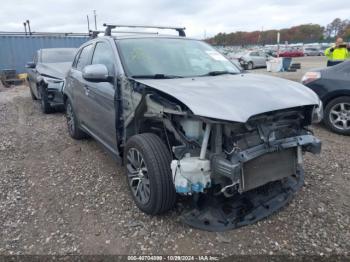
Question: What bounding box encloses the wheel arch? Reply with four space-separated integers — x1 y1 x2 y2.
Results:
323 90 350 107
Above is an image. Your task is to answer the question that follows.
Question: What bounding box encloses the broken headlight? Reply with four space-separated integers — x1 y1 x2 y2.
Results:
43 76 63 84
312 100 323 123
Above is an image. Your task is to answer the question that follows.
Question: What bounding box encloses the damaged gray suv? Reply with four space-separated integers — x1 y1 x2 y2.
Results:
64 25 322 231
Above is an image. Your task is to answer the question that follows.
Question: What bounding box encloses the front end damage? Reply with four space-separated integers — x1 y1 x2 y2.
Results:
169 108 320 231
40 76 65 106
122 81 322 231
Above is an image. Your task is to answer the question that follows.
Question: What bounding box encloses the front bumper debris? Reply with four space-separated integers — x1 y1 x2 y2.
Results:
181 167 304 231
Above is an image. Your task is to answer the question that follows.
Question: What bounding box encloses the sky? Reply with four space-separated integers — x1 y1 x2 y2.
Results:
0 0 349 38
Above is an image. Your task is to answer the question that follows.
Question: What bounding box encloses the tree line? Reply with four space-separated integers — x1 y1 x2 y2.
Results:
207 18 350 46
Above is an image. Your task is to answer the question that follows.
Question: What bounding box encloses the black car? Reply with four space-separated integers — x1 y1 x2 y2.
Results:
26 48 76 113
302 60 350 135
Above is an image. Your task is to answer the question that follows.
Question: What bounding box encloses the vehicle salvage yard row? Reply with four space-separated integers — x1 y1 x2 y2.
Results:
0 81 349 256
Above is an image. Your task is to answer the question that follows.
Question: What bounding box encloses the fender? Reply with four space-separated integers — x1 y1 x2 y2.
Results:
323 89 350 106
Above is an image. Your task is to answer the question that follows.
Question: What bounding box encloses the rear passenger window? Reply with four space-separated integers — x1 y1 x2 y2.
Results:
76 44 93 71
91 42 115 74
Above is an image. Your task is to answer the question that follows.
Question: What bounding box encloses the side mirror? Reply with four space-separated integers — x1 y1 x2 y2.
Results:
82 64 109 82
26 62 36 68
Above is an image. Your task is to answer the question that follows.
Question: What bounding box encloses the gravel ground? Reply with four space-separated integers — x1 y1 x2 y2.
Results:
0 69 349 256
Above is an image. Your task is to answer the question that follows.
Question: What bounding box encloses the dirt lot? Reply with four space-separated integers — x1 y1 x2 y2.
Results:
0 58 349 256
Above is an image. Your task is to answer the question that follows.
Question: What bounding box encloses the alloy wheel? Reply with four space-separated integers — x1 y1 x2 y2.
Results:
329 102 350 130
126 148 151 204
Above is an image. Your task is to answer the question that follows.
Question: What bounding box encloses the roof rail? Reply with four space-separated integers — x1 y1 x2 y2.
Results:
90 29 159 38
90 30 159 39
103 24 186 37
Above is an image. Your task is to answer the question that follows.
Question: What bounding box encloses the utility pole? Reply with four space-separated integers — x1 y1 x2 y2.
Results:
23 22 27 35
26 20 32 35
87 15 90 33
93 10 97 30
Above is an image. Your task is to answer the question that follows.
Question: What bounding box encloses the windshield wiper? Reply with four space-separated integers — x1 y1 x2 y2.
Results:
200 70 236 76
131 74 184 79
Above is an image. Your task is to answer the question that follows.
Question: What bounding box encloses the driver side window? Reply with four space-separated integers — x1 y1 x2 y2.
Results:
91 42 115 75
76 44 93 71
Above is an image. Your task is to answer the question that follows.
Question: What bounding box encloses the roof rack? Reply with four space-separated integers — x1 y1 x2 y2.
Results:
103 24 186 37
89 29 159 38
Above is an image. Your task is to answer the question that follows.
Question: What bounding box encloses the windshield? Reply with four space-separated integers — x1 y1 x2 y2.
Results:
41 49 76 63
117 38 240 78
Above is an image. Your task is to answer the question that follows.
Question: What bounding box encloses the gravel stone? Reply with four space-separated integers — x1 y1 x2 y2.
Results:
0 84 349 256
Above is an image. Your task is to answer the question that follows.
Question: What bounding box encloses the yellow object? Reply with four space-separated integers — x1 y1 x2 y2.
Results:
17 73 28 80
324 47 349 61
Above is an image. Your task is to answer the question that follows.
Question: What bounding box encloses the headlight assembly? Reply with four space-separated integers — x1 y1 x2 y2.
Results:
43 77 63 84
301 71 321 85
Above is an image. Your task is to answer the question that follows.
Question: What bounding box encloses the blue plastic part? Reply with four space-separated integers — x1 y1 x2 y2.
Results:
176 183 210 194
191 183 204 193
176 186 190 194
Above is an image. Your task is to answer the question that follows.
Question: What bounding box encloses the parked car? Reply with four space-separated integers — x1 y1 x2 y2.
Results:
302 60 350 135
264 49 278 57
63 25 322 231
231 50 269 69
26 48 76 113
303 47 321 56
279 48 304 57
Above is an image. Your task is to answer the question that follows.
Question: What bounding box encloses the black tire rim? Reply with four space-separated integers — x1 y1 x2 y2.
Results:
329 102 350 130
66 103 75 135
126 148 151 204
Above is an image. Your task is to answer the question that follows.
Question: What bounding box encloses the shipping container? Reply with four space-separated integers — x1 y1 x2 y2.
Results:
0 35 89 73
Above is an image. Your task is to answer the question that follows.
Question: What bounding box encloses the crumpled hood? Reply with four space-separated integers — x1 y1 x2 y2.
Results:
36 62 72 79
136 73 320 122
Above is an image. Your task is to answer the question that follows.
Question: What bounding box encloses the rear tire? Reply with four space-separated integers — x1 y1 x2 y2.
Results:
324 96 350 135
65 99 87 139
39 85 51 114
124 133 176 215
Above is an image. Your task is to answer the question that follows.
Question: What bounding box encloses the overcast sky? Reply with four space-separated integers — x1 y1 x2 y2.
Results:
0 0 349 38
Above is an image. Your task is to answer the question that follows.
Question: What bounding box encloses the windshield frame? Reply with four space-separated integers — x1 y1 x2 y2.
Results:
115 37 241 78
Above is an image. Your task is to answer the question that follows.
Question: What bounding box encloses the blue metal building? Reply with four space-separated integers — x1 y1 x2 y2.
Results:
0 35 89 73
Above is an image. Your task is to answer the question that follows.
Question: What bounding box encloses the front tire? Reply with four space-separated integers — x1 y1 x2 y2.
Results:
124 133 176 215
65 99 87 139
324 96 350 135
39 85 51 114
